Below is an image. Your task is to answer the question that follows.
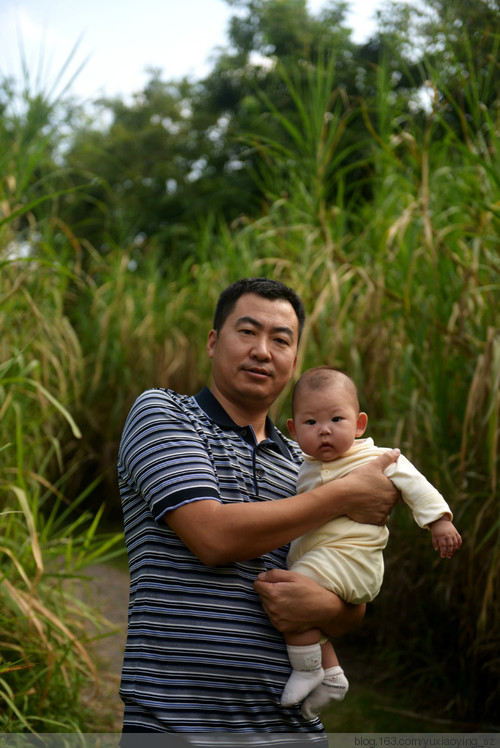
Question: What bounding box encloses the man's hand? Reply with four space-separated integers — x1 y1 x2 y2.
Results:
253 568 365 637
430 517 462 558
337 449 401 525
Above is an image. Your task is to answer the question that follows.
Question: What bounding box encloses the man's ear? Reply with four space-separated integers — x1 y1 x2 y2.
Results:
206 329 217 359
356 412 368 437
286 418 297 439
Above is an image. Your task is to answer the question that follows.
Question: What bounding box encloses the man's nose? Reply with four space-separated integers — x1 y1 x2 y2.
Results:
251 336 271 359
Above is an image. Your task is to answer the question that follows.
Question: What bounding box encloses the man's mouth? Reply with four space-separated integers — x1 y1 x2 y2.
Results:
244 366 271 379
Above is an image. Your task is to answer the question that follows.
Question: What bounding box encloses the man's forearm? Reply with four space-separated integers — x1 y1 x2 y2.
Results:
166 481 357 566
166 449 401 566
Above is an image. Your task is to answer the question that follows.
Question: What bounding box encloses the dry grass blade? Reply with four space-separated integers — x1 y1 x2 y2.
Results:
460 326 500 492
2 577 97 680
8 486 44 579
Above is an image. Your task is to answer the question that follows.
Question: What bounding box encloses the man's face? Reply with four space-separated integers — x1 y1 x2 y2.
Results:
206 292 299 413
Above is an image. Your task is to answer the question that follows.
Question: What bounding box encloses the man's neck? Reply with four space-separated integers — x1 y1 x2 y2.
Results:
210 385 269 443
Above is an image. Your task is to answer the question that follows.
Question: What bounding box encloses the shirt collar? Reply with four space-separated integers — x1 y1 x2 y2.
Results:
194 386 293 459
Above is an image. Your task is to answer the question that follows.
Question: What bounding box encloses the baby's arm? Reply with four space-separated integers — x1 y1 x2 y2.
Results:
429 517 462 559
383 454 461 559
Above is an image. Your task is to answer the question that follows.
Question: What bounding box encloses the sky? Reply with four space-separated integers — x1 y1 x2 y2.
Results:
0 0 385 103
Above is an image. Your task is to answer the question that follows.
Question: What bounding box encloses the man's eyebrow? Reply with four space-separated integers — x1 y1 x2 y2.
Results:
236 315 295 339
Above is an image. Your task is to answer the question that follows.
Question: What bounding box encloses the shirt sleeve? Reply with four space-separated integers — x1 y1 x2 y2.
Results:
385 454 453 529
118 389 221 520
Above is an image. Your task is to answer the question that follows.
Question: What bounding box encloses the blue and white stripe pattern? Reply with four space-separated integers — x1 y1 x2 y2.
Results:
117 387 326 740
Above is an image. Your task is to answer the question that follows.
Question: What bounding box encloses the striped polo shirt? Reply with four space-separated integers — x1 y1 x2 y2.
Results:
117 387 327 742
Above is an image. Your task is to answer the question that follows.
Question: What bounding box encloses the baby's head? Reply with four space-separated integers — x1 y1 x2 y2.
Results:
287 367 368 461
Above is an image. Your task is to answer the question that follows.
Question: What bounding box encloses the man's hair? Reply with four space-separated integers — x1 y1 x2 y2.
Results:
292 366 360 415
213 277 306 340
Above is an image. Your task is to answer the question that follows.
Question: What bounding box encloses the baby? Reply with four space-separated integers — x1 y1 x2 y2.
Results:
281 366 462 720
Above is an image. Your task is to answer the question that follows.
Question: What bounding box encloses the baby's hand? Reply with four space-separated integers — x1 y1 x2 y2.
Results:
430 517 462 559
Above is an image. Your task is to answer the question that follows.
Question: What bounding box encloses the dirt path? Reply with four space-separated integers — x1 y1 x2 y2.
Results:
78 563 129 731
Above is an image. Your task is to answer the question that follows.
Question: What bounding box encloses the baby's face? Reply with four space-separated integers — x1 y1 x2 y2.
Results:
288 385 365 461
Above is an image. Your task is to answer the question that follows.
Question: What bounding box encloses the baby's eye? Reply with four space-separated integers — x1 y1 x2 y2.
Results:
305 419 316 425
332 416 342 423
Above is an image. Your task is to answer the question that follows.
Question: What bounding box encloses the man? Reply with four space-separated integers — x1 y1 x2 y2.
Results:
118 278 399 744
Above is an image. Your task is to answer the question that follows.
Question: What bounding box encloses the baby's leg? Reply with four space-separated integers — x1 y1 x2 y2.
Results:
301 640 349 719
281 627 324 706
321 638 340 668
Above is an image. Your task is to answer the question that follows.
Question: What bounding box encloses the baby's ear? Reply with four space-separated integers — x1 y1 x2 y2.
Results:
286 418 296 438
356 412 368 437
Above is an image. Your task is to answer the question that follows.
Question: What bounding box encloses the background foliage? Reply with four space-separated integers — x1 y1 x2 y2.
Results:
1 0 499 732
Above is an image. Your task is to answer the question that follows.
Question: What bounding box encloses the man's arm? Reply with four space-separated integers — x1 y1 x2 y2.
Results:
165 449 401 566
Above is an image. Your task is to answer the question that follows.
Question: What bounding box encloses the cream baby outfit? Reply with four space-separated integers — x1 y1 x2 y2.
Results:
288 437 452 604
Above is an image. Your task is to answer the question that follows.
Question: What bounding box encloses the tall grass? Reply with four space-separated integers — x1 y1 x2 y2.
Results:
0 337 124 731
0 69 124 729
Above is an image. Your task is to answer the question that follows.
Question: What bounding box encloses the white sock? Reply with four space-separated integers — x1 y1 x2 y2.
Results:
281 644 324 706
301 665 349 720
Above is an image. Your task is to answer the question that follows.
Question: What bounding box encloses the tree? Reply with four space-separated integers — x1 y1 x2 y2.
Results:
62 0 385 261
60 0 499 265
61 74 198 253
374 0 500 129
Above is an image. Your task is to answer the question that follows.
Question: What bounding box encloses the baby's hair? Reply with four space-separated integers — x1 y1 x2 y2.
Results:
292 366 360 416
